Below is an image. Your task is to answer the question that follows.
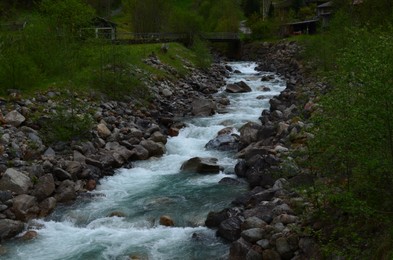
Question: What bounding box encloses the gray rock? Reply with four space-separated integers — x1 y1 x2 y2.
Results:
276 237 293 259
205 134 239 151
273 214 298 225
140 140 166 157
241 228 265 243
39 197 56 217
131 145 150 160
31 174 55 201
4 110 25 127
0 219 24 240
225 81 252 93
239 122 261 145
0 191 13 203
12 194 39 221
55 180 76 203
149 131 167 144
53 167 73 181
257 239 270 249
218 216 243 241
180 157 220 174
0 168 32 195
229 238 251 260
43 147 56 158
241 216 267 230
97 123 111 139
272 203 294 216
191 98 216 116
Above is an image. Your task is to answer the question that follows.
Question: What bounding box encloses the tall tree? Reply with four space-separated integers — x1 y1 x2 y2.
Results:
124 0 170 33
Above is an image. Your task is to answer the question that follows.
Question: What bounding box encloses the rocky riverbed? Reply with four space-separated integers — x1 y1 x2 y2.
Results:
0 54 229 243
204 41 328 259
0 41 326 259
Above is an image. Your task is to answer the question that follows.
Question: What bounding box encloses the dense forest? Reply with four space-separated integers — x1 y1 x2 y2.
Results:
1 0 393 258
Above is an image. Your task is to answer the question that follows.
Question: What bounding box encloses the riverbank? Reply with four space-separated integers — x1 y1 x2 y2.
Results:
0 51 229 243
204 41 328 259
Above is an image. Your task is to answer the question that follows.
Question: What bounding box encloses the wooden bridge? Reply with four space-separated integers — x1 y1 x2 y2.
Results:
83 30 241 44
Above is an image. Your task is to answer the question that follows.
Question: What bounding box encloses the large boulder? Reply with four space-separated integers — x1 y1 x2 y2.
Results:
39 197 57 217
131 145 150 160
205 134 239 151
12 194 39 221
97 123 111 139
180 157 220 174
0 219 24 241
191 98 216 116
159 215 174 227
239 122 261 146
55 180 76 203
0 168 32 195
225 81 252 93
140 140 166 157
31 174 55 201
4 110 25 127
217 216 243 241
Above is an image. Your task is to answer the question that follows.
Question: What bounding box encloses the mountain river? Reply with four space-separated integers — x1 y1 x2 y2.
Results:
2 62 285 260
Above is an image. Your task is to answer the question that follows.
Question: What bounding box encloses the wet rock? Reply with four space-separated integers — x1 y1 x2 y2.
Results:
108 211 126 218
180 157 220 174
159 215 174 227
0 168 32 195
140 140 166 157
205 208 230 228
21 230 38 240
85 179 96 191
225 81 252 93
0 219 24 240
219 177 242 186
205 134 239 151
218 216 243 241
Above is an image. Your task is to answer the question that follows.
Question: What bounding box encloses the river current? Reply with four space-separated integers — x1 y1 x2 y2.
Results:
2 62 285 260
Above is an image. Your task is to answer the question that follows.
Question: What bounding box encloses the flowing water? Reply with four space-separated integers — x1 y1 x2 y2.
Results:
2 62 285 260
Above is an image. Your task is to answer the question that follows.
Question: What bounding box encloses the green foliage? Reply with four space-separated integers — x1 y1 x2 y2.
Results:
303 2 393 258
247 13 280 39
0 34 42 92
41 96 94 144
39 0 95 34
190 39 212 69
166 8 202 34
124 0 170 33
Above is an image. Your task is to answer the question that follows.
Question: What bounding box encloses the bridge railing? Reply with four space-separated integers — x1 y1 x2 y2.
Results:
200 32 240 40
